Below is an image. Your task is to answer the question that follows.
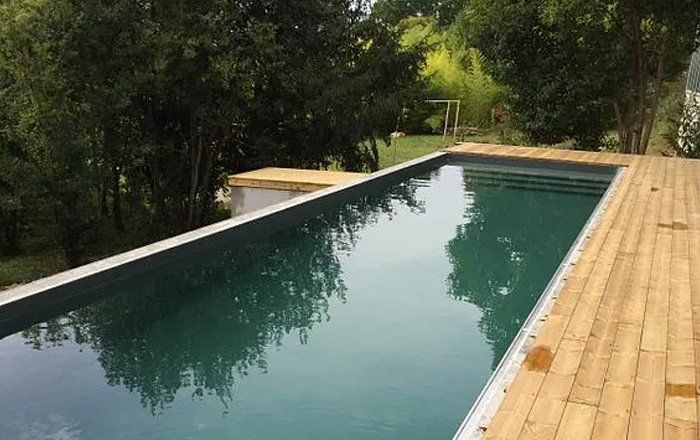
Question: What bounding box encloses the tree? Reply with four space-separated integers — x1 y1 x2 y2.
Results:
374 0 463 27
459 0 699 152
0 0 424 265
396 16 503 133
659 73 700 158
0 0 101 264
236 2 425 174
0 116 29 256
677 94 700 158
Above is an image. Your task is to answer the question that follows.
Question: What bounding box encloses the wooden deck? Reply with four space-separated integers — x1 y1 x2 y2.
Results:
447 143 700 439
227 167 365 192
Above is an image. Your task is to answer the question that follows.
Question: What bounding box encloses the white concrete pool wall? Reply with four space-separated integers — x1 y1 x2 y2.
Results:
230 186 307 217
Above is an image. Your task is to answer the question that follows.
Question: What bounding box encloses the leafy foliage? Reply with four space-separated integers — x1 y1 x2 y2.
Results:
680 103 700 158
0 0 424 265
398 16 503 131
374 0 464 26
672 93 700 158
459 0 700 151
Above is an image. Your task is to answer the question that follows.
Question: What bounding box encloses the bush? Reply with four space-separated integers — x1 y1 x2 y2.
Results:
678 95 700 158
398 16 504 133
661 75 700 158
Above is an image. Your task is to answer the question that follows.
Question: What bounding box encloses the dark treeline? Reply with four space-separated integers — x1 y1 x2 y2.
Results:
0 0 424 265
456 0 699 152
2 0 698 274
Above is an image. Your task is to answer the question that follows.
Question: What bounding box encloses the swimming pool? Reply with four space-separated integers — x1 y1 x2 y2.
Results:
0 154 617 439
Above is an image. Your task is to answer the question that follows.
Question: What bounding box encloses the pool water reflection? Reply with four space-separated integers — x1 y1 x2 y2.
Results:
0 162 608 439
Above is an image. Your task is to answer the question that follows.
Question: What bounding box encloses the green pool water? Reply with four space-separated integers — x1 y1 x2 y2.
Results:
0 161 611 440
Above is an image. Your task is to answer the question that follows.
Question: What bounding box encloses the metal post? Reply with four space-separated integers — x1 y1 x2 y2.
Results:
443 100 451 141
453 100 461 143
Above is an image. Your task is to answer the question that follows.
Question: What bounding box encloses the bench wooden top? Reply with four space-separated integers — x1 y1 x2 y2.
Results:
227 167 365 192
447 142 700 440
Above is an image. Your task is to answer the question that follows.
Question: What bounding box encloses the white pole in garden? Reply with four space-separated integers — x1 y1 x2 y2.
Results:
443 100 451 141
453 100 461 142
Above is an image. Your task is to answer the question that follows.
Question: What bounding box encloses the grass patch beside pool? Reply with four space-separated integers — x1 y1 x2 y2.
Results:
0 251 67 290
377 133 503 169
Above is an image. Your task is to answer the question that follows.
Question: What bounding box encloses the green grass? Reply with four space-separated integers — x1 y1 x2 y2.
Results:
377 129 670 170
377 135 449 169
0 251 67 290
377 132 503 169
646 122 673 156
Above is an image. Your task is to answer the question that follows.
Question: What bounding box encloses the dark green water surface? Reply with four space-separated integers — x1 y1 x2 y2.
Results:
0 162 609 439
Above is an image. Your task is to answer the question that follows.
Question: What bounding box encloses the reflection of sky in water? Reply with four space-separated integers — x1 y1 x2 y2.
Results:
0 164 606 440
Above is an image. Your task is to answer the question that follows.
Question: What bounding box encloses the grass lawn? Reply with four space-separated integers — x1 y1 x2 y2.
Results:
376 129 670 171
0 251 67 290
377 132 502 169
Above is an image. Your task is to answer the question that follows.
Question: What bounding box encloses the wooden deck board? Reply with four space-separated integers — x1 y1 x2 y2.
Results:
686 160 700 429
664 159 697 438
446 143 700 439
628 159 676 440
590 157 667 439
227 167 364 192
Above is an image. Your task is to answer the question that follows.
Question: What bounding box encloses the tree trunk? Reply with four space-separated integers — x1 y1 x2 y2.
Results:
620 9 647 155
639 40 668 155
100 178 109 218
111 165 124 232
149 158 168 227
615 12 669 156
0 208 21 257
617 104 636 154
193 143 214 228
614 102 625 151
56 192 86 268
187 138 203 230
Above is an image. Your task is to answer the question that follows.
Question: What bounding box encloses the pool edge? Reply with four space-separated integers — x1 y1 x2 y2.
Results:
0 152 449 333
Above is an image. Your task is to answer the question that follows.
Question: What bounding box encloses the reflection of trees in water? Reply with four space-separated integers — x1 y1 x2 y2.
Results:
446 172 597 368
21 180 423 413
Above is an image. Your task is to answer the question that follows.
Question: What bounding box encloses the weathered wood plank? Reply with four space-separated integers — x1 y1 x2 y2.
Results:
568 158 656 408
554 402 597 440
627 158 676 440
664 159 697 439
447 143 633 166
542 159 653 438
686 160 700 429
590 156 667 438
227 167 364 192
